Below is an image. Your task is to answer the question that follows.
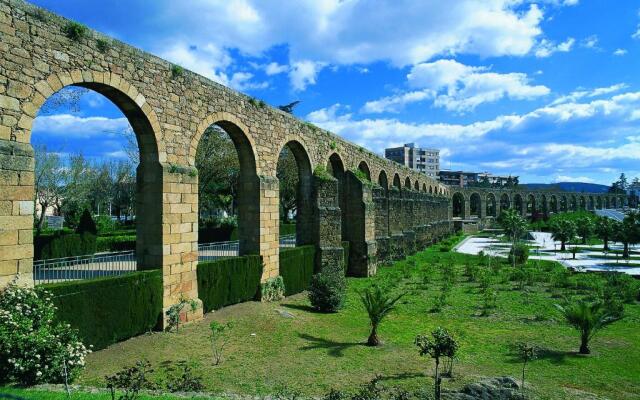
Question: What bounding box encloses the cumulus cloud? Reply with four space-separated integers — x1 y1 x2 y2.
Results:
264 62 289 75
581 35 599 49
32 114 130 138
289 60 325 91
549 83 629 105
534 37 575 57
361 59 549 113
613 48 628 56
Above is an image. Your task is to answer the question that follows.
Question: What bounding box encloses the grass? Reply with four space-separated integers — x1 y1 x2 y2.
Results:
70 235 640 400
0 387 219 400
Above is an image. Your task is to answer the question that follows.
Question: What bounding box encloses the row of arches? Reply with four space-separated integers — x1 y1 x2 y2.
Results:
452 191 626 219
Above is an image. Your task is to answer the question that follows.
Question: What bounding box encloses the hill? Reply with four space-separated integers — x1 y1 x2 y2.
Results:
522 182 610 193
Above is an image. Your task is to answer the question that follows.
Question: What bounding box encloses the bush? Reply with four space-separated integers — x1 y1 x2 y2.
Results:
76 209 98 235
44 271 163 350
95 215 116 233
508 243 529 266
197 255 263 312
279 245 315 296
308 269 346 312
62 21 87 41
0 283 90 385
96 235 136 252
34 231 97 260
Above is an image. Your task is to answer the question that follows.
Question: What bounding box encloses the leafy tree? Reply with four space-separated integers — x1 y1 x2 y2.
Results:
550 218 577 251
277 146 299 223
612 212 640 258
76 209 97 235
596 217 616 251
555 300 622 354
575 216 594 244
499 210 528 267
359 286 404 346
33 145 64 233
415 327 458 400
609 173 628 194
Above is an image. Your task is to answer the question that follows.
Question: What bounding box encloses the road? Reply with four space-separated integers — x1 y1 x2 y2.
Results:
595 209 626 222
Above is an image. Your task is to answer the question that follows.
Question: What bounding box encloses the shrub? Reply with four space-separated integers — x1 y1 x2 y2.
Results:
197 255 263 312
96 38 110 53
62 21 87 41
95 215 116 233
210 321 233 365
96 235 136 252
171 64 184 78
261 276 285 302
34 231 97 260
44 270 162 350
309 269 346 312
105 360 156 400
508 243 529 266
165 364 204 392
77 209 98 235
0 283 90 385
279 245 315 296
165 295 198 332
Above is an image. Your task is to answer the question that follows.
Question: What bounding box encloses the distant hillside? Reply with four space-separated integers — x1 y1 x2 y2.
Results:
522 182 610 193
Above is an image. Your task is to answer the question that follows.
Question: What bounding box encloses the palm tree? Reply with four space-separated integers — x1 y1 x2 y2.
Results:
612 212 640 259
550 219 576 251
360 286 404 346
555 300 621 354
596 216 616 251
499 210 528 268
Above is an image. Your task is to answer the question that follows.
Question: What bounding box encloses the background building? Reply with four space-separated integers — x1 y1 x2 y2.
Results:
385 143 440 178
438 170 517 188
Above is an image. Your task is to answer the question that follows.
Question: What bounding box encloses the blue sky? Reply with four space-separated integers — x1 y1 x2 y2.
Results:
31 0 640 185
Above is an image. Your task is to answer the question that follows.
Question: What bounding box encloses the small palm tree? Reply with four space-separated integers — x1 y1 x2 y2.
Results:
499 210 528 268
551 219 576 251
360 286 404 346
555 300 622 354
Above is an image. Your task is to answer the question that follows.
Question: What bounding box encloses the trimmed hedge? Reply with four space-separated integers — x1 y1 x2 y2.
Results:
34 232 97 260
279 245 315 296
43 270 163 350
96 235 136 252
199 226 235 243
197 256 263 313
280 223 296 236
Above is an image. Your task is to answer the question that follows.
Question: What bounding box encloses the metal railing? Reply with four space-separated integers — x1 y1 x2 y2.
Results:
33 234 299 284
34 251 136 284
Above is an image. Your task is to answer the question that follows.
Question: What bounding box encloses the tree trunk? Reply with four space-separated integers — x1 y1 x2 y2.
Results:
367 325 380 346
37 201 48 233
603 237 609 251
623 242 630 259
435 359 441 400
561 241 566 251
579 335 590 355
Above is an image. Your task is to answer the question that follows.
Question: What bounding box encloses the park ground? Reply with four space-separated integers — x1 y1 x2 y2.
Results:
3 233 640 400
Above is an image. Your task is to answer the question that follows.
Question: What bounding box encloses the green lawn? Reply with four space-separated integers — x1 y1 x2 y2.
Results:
73 240 640 400
0 387 219 400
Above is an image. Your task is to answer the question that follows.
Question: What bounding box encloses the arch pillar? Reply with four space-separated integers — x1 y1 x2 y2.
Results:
373 186 390 264
343 171 376 277
311 174 344 274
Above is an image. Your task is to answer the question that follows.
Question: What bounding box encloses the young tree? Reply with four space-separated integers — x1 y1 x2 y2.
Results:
499 210 528 268
555 300 622 354
596 217 616 251
550 219 577 251
415 327 458 400
612 212 640 259
359 286 404 346
574 216 594 244
515 342 537 398
209 321 233 365
33 145 64 233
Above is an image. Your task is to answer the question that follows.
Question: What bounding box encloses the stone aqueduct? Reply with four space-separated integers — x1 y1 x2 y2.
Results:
450 188 626 220
0 1 625 322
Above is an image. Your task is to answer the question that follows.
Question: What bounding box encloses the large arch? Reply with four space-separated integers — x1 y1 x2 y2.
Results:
569 195 577 211
514 194 524 215
452 192 465 218
540 194 548 215
526 194 536 215
393 173 401 189
550 195 558 213
500 193 511 212
469 192 482 218
414 180 420 191
560 195 568 211
404 176 411 189
357 160 371 181
25 74 165 272
579 196 586 210
277 140 313 246
377 170 389 190
327 153 347 240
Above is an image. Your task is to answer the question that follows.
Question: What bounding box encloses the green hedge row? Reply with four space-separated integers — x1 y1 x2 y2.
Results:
197 256 263 313
279 245 315 296
96 235 136 252
43 270 163 350
34 232 97 260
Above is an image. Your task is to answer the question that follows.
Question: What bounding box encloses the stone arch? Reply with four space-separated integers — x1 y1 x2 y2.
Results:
429 186 433 194
514 193 524 214
500 193 511 211
392 173 401 189
570 195 577 211
527 194 536 215
377 170 389 190
452 192 465 218
278 140 313 246
24 71 165 271
486 193 497 217
560 195 568 211
196 119 260 257
422 183 427 192
550 195 558 213
596 196 602 209
540 194 548 215
327 153 347 240
404 176 411 189
579 196 586 210
414 180 420 190
357 160 371 181
469 192 482 218
588 196 595 210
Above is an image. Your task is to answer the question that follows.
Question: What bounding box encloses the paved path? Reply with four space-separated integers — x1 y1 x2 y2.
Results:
456 232 640 276
595 209 625 222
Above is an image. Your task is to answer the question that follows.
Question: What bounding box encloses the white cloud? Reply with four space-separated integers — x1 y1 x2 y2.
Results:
554 175 595 183
32 114 130 138
289 60 325 91
550 83 628 105
364 59 550 113
264 62 289 75
534 37 575 57
613 48 628 56
581 35 599 49
633 26 640 40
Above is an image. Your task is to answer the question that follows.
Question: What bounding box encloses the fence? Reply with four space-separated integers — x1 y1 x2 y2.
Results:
33 234 298 284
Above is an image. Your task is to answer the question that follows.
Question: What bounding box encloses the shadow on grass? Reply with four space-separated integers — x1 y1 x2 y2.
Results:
298 333 364 357
376 372 426 382
281 303 318 313
506 346 581 366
